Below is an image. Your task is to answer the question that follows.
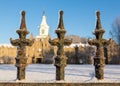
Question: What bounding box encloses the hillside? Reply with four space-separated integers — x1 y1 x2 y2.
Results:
65 35 87 43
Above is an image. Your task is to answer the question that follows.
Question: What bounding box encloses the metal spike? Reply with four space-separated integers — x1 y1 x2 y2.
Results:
20 10 27 30
57 10 64 30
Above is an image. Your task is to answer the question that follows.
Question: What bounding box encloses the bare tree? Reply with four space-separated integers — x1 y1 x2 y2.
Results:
110 17 120 59
110 17 120 45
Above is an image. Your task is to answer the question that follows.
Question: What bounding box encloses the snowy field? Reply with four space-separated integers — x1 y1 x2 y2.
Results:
0 64 120 83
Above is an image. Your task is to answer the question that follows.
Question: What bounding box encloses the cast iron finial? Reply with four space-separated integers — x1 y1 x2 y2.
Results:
49 10 72 80
95 11 102 30
88 11 110 80
16 10 29 38
96 11 100 19
57 10 64 30
10 10 34 80
20 10 26 30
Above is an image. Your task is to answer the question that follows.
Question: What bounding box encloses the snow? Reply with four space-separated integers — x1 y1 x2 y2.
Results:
0 64 120 83
65 43 90 48
0 44 15 48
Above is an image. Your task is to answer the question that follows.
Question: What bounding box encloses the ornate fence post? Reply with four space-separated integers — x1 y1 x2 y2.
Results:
49 11 72 80
88 11 111 80
10 11 34 80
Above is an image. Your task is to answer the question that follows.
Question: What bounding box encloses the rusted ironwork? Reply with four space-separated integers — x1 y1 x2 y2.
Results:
88 11 111 80
49 11 72 80
10 11 34 80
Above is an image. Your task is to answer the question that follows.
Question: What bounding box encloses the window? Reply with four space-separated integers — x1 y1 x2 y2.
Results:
41 29 45 34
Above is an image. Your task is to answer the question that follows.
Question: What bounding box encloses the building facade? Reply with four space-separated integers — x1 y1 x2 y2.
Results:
0 44 17 64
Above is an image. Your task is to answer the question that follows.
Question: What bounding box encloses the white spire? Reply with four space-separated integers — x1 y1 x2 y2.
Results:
40 15 49 27
36 12 49 38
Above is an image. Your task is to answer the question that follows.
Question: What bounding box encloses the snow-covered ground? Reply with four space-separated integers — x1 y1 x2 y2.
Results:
0 64 120 83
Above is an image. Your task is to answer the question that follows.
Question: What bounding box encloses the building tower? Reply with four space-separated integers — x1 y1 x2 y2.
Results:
37 11 49 39
32 12 50 63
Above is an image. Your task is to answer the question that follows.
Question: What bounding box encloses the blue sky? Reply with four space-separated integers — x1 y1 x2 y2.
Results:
0 0 120 43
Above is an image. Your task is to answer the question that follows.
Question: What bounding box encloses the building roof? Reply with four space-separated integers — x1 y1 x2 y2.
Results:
0 44 15 48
